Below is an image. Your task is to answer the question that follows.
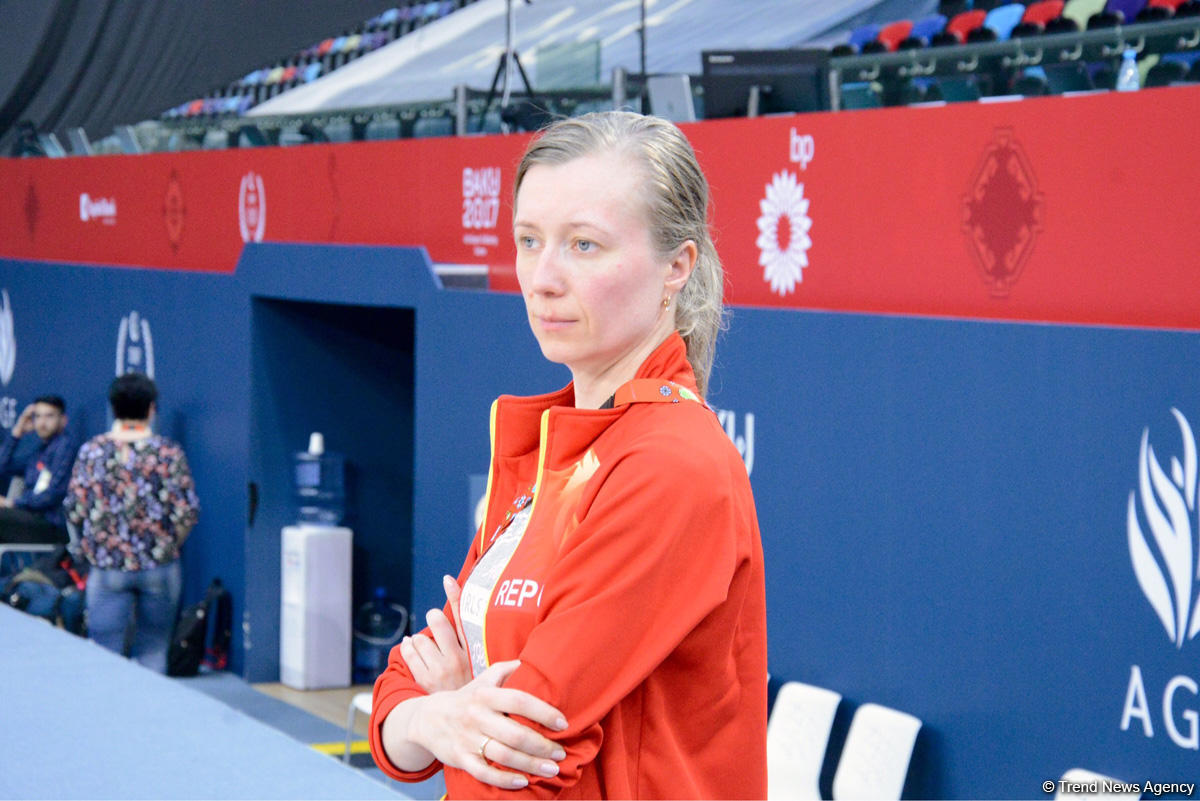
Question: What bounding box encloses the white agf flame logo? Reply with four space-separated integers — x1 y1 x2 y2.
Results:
116 310 155 379
0 289 15 387
1129 408 1200 648
757 171 812 296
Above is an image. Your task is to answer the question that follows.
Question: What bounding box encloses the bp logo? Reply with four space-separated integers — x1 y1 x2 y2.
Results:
238 171 266 243
756 170 812 297
1129 408 1200 648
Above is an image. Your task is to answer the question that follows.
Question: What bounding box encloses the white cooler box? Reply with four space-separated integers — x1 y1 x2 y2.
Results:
280 524 352 689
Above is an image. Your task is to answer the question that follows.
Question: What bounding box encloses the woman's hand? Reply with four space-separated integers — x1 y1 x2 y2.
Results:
401 659 569 789
400 575 472 693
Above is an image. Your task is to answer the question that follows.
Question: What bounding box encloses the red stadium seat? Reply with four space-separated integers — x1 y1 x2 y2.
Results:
878 20 915 51
1011 0 1065 34
931 9 987 44
1024 0 1067 24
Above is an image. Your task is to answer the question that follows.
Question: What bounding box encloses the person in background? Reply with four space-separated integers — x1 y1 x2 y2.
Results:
0 395 76 546
370 111 768 799
66 373 199 673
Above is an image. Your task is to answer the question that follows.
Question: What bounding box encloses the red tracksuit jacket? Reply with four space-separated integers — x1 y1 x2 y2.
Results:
371 334 767 799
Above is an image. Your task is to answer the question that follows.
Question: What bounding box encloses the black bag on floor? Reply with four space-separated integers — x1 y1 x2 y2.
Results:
167 577 232 677
2 546 88 635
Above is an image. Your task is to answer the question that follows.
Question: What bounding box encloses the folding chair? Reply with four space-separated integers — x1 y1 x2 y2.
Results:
831 703 922 800
767 681 842 800
343 691 372 763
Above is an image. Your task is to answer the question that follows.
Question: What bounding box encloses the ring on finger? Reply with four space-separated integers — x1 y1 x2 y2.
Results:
478 735 492 761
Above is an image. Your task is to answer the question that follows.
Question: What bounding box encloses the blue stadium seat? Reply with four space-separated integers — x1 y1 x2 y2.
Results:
1145 58 1188 85
832 23 882 56
984 3 1029 39
849 23 883 51
840 81 883 108
413 115 453 138
937 75 983 101
1088 0 1148 25
899 14 947 48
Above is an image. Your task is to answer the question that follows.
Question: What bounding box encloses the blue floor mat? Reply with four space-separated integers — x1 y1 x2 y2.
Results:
181 672 445 800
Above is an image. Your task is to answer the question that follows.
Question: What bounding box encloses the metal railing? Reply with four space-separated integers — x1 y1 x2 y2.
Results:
828 17 1200 109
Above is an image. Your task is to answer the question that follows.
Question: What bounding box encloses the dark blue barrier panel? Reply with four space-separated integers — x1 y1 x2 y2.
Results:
0 258 250 670
708 308 1200 797
4 245 1198 796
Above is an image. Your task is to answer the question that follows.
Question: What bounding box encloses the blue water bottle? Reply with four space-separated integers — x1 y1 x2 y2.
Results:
353 587 410 684
293 432 345 525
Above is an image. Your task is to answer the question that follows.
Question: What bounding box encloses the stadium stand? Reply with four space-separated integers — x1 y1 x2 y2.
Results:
7 0 1199 152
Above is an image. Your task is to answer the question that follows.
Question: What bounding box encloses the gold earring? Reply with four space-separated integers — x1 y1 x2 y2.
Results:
662 295 671 308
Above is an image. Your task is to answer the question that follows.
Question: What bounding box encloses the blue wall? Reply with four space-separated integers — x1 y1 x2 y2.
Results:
3 245 1198 797
0 260 250 668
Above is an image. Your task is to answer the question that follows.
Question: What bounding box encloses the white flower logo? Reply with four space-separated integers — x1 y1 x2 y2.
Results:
1128 408 1200 648
756 171 812 296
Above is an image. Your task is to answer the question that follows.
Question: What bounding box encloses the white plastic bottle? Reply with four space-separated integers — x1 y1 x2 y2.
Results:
1116 48 1140 92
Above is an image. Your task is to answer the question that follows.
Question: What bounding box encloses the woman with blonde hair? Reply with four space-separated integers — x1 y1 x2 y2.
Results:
370 111 767 799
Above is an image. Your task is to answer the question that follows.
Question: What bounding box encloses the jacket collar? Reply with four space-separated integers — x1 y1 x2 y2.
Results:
491 332 699 458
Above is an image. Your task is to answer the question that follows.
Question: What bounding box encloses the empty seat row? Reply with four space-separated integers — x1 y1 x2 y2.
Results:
300 32 390 62
159 1 473 122
366 1 457 29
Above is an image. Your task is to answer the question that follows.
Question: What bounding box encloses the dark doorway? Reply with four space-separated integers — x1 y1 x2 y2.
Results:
245 298 414 682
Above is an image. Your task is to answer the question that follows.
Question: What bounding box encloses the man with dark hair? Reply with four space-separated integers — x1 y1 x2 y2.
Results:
109 372 156 420
0 395 78 545
67 373 198 673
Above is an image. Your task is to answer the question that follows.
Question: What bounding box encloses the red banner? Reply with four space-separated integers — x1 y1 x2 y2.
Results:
2 85 1198 329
